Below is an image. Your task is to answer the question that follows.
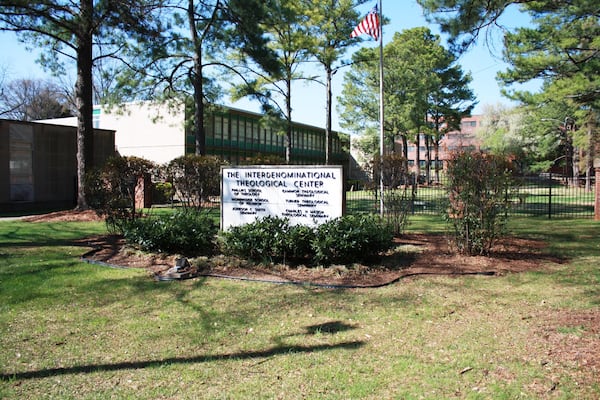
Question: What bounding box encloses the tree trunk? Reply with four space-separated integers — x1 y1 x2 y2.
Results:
401 134 409 173
563 128 575 186
189 0 205 156
572 146 580 188
74 0 95 210
585 124 594 192
414 135 421 184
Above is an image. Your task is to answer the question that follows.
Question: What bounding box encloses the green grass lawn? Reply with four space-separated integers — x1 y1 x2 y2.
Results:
1 216 599 399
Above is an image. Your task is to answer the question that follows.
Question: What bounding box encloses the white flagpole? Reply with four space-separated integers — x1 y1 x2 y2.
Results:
378 0 385 217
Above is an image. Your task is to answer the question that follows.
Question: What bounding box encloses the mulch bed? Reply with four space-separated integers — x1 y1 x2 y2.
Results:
77 232 564 288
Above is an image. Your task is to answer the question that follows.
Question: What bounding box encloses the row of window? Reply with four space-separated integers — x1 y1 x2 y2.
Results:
189 109 349 164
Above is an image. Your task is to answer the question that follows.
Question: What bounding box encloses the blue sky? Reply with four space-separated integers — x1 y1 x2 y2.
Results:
0 1 537 132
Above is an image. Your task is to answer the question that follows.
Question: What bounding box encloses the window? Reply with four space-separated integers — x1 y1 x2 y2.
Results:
252 121 259 143
245 119 253 143
231 116 239 142
214 115 222 139
93 108 101 129
9 124 34 201
223 115 230 141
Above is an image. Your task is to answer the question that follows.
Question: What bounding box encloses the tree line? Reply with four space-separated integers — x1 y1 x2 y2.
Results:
0 0 375 208
1 0 597 208
418 0 599 187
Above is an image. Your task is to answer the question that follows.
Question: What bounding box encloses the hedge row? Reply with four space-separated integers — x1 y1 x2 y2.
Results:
123 213 394 266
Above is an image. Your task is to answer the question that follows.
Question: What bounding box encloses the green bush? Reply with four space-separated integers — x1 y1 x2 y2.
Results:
219 215 393 266
152 182 175 205
165 155 224 210
218 216 298 263
84 155 156 233
312 215 394 265
285 224 314 261
444 151 514 255
123 210 217 255
383 189 410 236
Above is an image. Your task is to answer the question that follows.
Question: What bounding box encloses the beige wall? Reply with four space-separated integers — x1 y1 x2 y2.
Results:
41 101 185 165
95 102 185 164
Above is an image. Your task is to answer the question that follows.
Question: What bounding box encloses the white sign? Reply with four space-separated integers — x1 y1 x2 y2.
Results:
221 165 344 230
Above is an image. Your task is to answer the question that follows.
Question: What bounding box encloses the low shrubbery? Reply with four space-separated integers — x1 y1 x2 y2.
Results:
312 215 394 265
117 213 393 266
165 155 223 210
122 210 218 255
86 154 395 266
85 156 157 233
219 215 394 266
152 181 175 205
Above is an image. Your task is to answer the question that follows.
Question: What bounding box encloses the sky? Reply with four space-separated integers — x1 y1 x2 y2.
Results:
0 1 538 132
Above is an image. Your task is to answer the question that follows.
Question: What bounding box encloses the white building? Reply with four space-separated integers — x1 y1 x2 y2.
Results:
39 101 185 165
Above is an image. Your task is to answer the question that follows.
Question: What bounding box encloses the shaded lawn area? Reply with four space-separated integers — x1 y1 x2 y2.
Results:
0 216 599 399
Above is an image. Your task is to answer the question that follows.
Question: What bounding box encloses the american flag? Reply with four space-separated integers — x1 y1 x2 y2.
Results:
350 5 380 40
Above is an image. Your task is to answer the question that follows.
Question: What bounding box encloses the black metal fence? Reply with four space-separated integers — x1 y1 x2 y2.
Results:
346 173 596 219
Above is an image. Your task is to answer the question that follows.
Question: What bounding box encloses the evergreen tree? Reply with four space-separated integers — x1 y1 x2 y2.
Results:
305 0 366 164
111 0 279 156
339 27 475 180
418 0 599 168
0 0 163 208
230 0 313 163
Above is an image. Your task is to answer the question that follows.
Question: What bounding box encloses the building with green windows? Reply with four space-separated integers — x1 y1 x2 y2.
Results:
188 106 350 166
43 101 350 169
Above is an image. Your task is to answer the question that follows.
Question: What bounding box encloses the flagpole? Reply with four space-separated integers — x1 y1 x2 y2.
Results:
378 0 385 217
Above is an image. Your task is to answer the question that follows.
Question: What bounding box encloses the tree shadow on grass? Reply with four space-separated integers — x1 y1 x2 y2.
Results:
0 223 103 249
0 341 365 381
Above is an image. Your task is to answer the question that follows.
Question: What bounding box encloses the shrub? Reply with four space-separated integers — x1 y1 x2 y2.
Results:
165 155 224 210
312 215 394 265
123 210 217 255
84 156 156 233
219 215 393 266
152 181 175 205
444 151 514 255
285 224 315 262
383 188 410 236
218 216 301 263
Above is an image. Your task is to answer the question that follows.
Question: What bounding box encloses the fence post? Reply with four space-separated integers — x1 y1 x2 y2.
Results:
548 172 552 219
594 158 600 221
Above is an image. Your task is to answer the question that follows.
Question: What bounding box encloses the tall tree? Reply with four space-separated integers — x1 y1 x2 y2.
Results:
527 90 586 183
0 0 162 209
304 0 366 164
339 42 408 162
339 27 475 179
498 1 599 185
476 104 533 170
427 52 475 183
114 0 279 156
231 0 313 163
418 0 599 169
0 78 73 120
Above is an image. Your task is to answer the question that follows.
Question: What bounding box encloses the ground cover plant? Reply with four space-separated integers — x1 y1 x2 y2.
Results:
1 213 599 399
